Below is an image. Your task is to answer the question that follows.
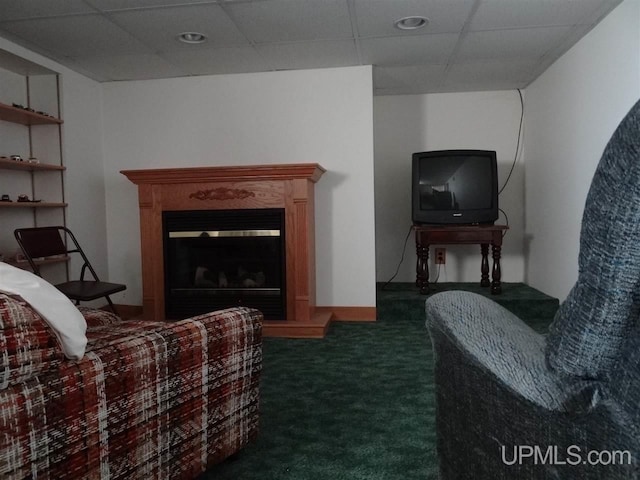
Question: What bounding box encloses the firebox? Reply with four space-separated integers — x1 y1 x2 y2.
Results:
163 208 285 320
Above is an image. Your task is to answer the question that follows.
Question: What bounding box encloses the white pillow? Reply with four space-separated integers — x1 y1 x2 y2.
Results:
0 262 87 360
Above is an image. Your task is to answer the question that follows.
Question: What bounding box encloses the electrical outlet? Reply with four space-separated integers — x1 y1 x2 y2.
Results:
435 248 446 264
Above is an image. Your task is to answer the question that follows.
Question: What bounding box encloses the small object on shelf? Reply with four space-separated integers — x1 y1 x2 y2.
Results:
27 157 39 164
1 194 12 202
16 194 40 203
9 103 53 118
10 155 23 162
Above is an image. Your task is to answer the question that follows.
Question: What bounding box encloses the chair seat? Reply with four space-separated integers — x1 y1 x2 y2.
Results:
56 281 127 302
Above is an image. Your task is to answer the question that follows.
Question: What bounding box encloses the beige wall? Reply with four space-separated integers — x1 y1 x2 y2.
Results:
523 0 640 300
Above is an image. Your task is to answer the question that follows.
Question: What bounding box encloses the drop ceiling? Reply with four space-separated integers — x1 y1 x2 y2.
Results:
0 0 623 95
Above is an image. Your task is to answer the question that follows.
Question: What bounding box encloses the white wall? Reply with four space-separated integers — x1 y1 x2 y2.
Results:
523 0 640 301
374 90 525 284
60 75 109 283
101 66 376 308
0 37 108 284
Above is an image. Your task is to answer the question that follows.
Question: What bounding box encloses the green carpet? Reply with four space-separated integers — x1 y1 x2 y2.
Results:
200 282 558 479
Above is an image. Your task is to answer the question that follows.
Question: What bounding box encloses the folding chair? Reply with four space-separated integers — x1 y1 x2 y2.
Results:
14 226 126 315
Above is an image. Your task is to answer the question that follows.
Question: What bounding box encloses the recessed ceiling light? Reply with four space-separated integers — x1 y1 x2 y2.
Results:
394 16 429 30
177 32 207 44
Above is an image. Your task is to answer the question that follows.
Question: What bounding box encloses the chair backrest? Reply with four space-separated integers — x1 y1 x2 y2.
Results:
15 227 68 259
546 99 640 379
14 226 93 279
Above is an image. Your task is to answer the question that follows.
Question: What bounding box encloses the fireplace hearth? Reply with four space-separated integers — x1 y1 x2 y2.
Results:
164 208 285 319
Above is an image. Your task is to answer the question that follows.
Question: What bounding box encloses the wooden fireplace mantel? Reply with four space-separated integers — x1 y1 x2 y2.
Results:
121 163 326 184
121 163 331 338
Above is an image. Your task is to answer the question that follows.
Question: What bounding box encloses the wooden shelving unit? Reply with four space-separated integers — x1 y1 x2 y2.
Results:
0 103 67 208
0 51 66 272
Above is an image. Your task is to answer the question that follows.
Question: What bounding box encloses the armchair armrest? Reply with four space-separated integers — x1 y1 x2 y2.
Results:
425 291 637 480
426 291 567 410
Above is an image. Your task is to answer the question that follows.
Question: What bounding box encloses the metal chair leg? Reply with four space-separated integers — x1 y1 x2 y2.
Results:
105 296 119 317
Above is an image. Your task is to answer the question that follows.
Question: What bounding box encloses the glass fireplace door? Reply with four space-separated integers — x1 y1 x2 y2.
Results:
163 208 285 320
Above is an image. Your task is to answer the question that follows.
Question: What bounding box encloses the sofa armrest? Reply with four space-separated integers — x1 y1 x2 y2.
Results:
79 306 121 327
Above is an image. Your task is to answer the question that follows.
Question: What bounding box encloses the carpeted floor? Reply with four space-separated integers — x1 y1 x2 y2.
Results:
199 282 558 479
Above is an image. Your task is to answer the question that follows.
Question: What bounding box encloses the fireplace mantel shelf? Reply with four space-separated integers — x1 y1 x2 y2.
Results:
122 163 326 185
122 163 331 338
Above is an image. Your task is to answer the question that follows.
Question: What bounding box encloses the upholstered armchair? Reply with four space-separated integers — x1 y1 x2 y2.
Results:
425 99 640 479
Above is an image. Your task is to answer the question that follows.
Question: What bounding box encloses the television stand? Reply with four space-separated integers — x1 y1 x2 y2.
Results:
413 224 509 295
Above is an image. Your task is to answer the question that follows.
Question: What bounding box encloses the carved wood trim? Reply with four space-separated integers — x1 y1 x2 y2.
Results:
189 187 255 201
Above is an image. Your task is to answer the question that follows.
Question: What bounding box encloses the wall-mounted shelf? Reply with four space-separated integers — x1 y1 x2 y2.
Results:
6 255 69 270
0 158 65 171
0 202 67 208
0 101 62 126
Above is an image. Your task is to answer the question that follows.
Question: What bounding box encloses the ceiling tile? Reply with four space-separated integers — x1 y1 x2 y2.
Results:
225 0 352 43
456 26 572 61
444 59 537 91
0 0 625 95
109 4 248 52
0 0 95 21
0 15 153 57
70 53 185 81
84 0 221 10
360 33 458 66
256 40 359 71
162 46 270 75
354 0 476 37
469 0 611 31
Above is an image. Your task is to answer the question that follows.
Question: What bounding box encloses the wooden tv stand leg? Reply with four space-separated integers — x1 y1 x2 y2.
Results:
491 243 503 294
480 243 490 287
416 239 430 294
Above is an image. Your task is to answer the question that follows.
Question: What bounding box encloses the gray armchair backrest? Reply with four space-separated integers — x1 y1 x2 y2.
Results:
546 99 640 379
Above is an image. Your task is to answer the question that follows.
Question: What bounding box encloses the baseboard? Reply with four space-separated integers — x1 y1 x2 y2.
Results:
316 306 376 322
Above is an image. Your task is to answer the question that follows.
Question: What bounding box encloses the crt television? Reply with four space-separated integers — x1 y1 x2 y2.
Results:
412 149 499 225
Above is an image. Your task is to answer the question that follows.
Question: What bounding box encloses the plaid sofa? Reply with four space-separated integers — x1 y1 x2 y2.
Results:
0 293 262 479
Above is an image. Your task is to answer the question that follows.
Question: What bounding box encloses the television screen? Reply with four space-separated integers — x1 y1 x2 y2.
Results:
412 150 498 224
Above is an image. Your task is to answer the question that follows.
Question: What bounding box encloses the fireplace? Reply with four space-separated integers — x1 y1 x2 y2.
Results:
121 163 332 338
163 208 285 319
